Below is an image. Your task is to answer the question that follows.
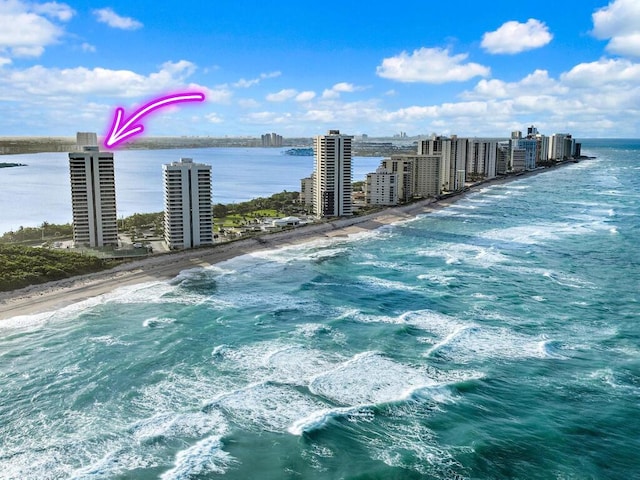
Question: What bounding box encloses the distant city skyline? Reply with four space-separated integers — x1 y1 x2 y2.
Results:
0 0 639 138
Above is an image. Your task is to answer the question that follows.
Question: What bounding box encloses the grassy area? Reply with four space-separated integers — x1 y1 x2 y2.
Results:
0 244 118 292
214 209 285 230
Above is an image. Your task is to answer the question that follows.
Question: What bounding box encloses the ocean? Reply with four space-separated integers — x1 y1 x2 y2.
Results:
1 139 639 479
0 147 381 234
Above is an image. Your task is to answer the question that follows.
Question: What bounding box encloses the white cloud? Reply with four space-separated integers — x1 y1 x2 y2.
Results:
81 42 96 53
463 69 567 99
332 82 360 92
321 88 339 99
376 47 490 83
205 112 223 123
32 2 75 21
0 60 218 99
321 82 365 99
233 71 281 88
295 91 315 102
0 0 73 58
243 111 292 124
481 19 553 54
93 7 142 30
238 98 261 108
561 58 640 87
266 88 297 102
592 0 640 57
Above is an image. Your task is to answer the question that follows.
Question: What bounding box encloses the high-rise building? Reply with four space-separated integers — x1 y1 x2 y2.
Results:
413 156 441 197
163 158 213 250
512 138 537 170
300 174 314 206
261 132 283 147
418 137 452 192
466 139 498 179
382 154 441 199
313 130 353 217
550 133 571 160
76 132 98 149
68 136 118 248
450 136 468 191
497 141 511 175
365 167 398 206
382 156 414 202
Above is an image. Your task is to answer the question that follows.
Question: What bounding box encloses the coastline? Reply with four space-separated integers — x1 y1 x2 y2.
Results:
0 166 558 322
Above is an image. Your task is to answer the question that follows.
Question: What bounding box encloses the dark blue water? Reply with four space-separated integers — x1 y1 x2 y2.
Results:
1 140 638 479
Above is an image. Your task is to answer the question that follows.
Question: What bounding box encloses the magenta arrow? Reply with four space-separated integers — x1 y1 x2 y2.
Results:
103 92 206 149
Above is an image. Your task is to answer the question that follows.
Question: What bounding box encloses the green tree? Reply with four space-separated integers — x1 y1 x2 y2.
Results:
213 203 228 218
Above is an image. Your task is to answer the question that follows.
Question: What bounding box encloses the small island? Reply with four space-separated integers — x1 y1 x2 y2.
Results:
0 162 27 169
284 147 314 156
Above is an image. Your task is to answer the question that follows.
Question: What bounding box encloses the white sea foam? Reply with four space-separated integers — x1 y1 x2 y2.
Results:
497 265 595 289
480 217 613 245
69 447 158 479
88 335 131 347
288 405 373 435
105 281 206 307
536 340 567 359
133 369 237 414
213 382 330 432
416 271 457 286
142 316 176 328
213 341 343 385
357 275 421 292
160 433 235 479
367 418 470 477
424 323 562 362
293 322 333 338
0 291 111 331
309 351 437 406
130 410 226 444
417 242 510 267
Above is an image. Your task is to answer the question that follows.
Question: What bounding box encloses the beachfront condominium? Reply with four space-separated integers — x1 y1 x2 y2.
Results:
466 139 498 180
300 173 314 206
381 156 414 202
68 135 118 248
365 167 398 206
313 130 353 217
163 158 213 250
418 137 452 192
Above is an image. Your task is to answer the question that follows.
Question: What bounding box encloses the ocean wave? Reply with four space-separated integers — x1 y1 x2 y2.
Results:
160 433 235 479
288 405 374 435
356 275 421 292
308 351 438 406
205 381 330 433
417 242 510 267
142 316 176 328
130 410 226 444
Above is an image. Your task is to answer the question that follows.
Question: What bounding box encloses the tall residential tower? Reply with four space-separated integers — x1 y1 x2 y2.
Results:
313 130 353 217
68 134 118 247
163 158 213 249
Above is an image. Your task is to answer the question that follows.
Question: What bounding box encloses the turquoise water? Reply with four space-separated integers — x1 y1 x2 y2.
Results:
1 140 639 479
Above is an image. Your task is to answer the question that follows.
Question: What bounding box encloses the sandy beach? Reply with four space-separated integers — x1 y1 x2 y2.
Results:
0 169 546 321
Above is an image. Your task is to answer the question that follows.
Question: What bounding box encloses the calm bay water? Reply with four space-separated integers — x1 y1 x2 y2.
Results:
1 139 639 479
0 147 381 233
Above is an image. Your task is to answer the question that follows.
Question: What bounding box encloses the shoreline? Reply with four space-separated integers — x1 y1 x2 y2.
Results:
0 166 563 322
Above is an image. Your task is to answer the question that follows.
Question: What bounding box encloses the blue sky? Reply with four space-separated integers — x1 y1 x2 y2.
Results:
1 0 639 139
